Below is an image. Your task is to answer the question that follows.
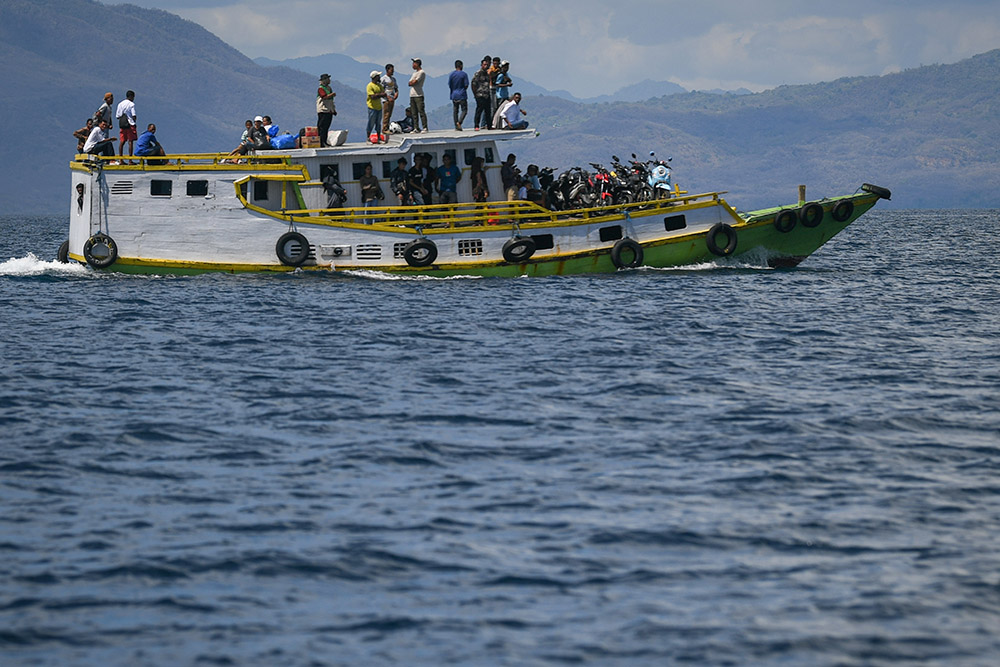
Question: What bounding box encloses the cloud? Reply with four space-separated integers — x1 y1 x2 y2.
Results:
109 0 1000 95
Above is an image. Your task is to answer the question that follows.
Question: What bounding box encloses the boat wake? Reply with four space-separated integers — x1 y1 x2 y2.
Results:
0 253 89 277
343 269 486 281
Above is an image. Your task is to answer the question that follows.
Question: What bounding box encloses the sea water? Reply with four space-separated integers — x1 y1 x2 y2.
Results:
1 211 999 665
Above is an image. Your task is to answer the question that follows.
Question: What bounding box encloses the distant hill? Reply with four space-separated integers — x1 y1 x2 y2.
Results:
2 0 998 213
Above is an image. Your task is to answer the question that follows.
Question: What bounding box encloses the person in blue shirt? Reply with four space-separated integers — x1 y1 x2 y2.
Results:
436 153 462 204
135 123 167 164
448 60 469 131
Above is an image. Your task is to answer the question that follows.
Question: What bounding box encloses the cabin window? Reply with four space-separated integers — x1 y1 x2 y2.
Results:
382 161 394 178
484 147 495 163
599 225 623 242
464 148 477 166
239 182 248 200
352 162 374 180
443 149 457 165
187 180 209 196
253 180 269 201
530 234 554 250
664 214 687 231
150 180 172 196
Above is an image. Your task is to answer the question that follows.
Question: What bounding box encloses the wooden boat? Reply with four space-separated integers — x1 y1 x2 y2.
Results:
65 129 890 276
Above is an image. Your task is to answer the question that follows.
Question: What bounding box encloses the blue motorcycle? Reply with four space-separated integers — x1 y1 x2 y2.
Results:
646 151 673 199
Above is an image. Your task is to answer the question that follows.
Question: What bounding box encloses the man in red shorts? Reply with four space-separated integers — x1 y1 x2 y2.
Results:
115 90 138 162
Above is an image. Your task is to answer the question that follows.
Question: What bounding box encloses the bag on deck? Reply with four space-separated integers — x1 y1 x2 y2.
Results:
270 133 297 149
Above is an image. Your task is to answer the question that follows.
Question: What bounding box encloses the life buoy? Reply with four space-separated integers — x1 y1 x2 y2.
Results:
403 238 437 267
611 238 643 269
57 240 69 263
502 236 536 263
774 209 797 233
832 200 854 222
83 233 118 268
275 231 310 266
706 223 738 256
799 202 824 228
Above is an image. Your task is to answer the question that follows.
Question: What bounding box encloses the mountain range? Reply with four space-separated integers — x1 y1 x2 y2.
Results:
3 0 999 214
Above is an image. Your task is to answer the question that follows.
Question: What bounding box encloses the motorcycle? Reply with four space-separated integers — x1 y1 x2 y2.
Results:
646 151 673 199
588 163 616 206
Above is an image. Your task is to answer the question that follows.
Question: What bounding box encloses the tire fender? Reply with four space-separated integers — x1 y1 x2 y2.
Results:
403 238 438 267
706 223 738 257
799 202 824 228
611 238 644 269
275 231 310 266
502 236 536 263
83 233 118 269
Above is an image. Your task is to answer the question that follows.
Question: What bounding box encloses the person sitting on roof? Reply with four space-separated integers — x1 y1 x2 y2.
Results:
83 119 116 156
135 123 167 165
496 92 529 130
396 107 415 133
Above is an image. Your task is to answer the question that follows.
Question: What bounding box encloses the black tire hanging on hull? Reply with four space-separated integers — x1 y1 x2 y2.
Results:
706 223 738 257
83 233 118 269
57 240 69 263
403 239 438 267
502 236 536 263
611 238 644 269
275 231 310 266
774 209 797 233
832 200 854 222
799 202 824 228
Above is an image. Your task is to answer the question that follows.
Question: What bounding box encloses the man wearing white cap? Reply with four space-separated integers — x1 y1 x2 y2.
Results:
408 58 428 133
366 70 386 143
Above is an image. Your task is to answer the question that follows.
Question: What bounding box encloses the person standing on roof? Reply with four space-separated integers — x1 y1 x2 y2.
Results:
365 70 386 143
408 57 428 133
449 60 469 131
316 73 337 147
380 64 398 138
115 90 137 162
471 56 492 130
94 92 114 127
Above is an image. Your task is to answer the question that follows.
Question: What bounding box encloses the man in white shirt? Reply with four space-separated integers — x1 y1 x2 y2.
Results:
380 64 398 137
497 92 529 130
408 57 428 133
83 119 116 156
115 90 137 161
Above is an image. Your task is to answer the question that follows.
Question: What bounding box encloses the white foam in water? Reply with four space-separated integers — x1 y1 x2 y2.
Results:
343 269 483 281
0 253 89 276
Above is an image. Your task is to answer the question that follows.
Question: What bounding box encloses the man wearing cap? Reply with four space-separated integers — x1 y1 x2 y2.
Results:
380 64 398 138
408 58 428 133
366 70 386 143
316 74 337 147
94 92 114 127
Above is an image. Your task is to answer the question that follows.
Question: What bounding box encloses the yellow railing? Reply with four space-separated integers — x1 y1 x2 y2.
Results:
74 152 306 172
244 193 730 232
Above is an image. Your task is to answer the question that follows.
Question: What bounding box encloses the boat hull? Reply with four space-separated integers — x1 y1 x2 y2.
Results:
66 149 884 277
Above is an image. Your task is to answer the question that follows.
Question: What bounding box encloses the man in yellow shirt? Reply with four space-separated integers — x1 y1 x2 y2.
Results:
365 70 386 143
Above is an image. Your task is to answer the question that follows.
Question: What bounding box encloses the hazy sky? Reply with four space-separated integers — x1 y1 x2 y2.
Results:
111 0 1000 95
